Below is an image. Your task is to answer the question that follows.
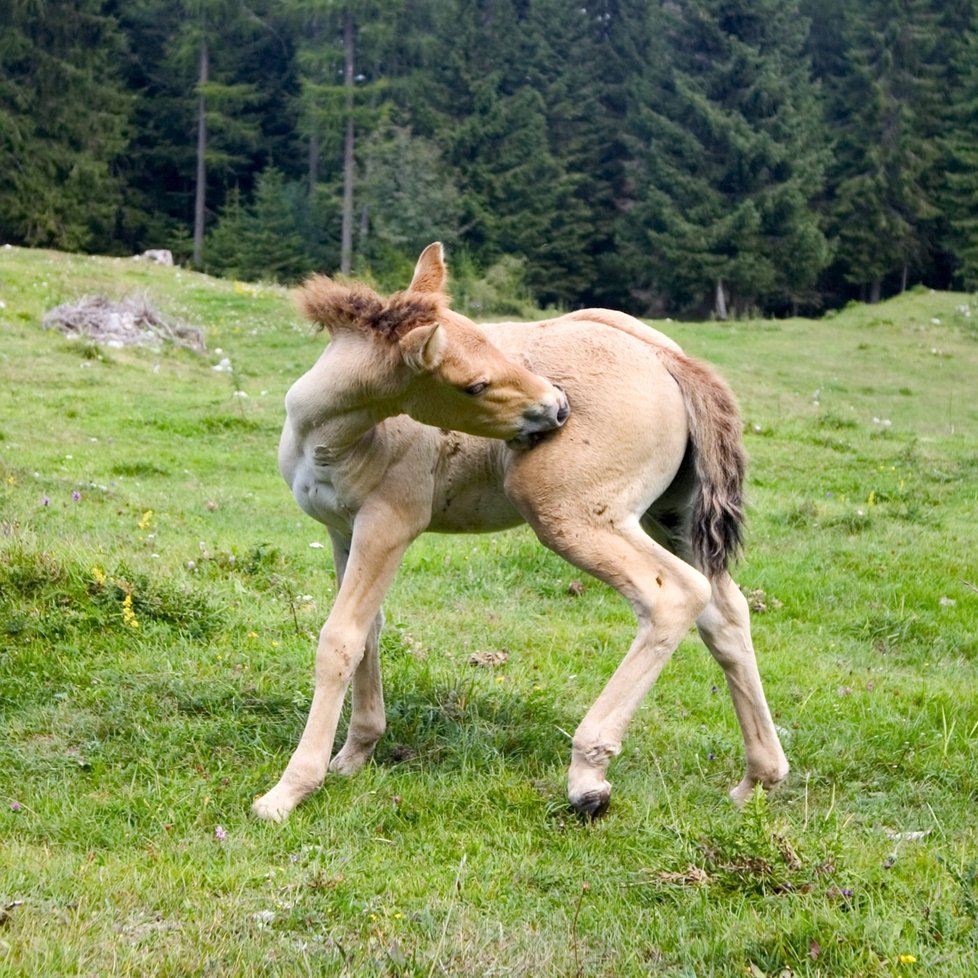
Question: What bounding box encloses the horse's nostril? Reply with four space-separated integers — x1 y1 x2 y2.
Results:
557 401 570 425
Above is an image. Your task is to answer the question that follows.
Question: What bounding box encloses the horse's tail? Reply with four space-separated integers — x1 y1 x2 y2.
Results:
657 348 747 580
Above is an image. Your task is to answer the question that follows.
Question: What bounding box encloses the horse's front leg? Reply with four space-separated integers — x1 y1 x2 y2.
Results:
330 606 386 775
253 511 413 822
296 530 387 777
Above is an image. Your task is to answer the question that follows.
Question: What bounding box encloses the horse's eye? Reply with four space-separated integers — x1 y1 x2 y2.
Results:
463 381 489 396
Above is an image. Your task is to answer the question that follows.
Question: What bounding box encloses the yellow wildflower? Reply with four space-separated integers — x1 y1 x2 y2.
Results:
138 510 153 530
92 566 107 587
122 593 140 629
898 955 917 965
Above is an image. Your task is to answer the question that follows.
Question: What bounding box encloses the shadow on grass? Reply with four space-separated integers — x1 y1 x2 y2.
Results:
243 677 574 778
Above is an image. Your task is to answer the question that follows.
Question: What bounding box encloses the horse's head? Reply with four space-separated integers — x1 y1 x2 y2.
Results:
296 243 569 448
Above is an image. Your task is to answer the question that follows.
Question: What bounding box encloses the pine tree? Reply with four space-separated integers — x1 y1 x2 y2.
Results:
940 6 978 289
827 0 944 301
117 0 288 263
0 0 130 250
621 0 828 316
205 168 311 282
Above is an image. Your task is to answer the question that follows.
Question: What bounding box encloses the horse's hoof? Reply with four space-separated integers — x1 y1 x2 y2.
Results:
252 794 291 823
729 765 789 806
329 750 368 776
570 784 612 821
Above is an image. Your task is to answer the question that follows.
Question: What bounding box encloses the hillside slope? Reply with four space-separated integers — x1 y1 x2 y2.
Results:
1 247 977 977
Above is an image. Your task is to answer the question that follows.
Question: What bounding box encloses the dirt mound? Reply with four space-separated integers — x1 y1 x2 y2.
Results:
42 294 206 353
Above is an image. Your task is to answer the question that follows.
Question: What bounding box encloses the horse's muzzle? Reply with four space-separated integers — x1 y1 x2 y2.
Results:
509 386 570 450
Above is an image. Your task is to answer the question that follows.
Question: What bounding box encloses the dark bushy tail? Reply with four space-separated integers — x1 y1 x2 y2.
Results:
657 348 747 579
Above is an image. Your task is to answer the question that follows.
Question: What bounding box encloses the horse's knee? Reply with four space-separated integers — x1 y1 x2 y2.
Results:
314 624 365 685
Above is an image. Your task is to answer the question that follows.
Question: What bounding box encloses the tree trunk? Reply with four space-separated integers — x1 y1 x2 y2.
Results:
900 265 908 293
192 37 208 268
306 17 321 202
340 10 355 276
869 279 881 304
714 278 729 320
308 129 319 201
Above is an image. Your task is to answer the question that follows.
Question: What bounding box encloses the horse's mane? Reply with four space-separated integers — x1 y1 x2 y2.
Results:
297 276 448 338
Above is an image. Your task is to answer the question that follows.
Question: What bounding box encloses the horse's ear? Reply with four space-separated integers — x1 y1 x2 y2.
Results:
399 321 446 373
408 242 447 294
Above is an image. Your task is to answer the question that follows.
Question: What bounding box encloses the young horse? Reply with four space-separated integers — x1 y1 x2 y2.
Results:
253 243 788 822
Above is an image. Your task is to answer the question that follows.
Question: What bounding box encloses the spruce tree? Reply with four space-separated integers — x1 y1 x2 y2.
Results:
621 0 828 316
290 0 401 274
403 0 598 307
0 0 130 250
827 0 944 301
940 8 978 289
588 0 661 307
205 168 311 282
358 126 462 285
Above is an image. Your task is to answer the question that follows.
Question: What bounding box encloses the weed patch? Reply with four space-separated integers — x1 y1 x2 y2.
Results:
0 543 223 645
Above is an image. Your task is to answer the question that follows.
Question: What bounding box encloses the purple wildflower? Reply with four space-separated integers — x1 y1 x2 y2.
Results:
71 491 81 502
42 496 50 507
214 825 227 842
10 800 22 812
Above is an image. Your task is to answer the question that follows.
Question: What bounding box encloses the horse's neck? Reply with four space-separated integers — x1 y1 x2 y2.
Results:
285 359 393 459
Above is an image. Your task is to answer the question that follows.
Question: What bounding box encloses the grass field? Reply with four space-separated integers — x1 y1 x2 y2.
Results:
1 246 976 977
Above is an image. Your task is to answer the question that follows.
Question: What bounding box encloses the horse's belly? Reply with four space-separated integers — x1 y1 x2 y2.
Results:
425 436 522 533
427 482 522 533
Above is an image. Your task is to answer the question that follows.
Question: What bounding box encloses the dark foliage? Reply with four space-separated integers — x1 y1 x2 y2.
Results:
2 0 977 313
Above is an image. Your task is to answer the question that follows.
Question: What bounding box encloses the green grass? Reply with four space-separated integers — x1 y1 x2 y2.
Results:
1 248 977 976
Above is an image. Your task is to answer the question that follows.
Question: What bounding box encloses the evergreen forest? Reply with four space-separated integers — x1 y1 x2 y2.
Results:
3 0 978 317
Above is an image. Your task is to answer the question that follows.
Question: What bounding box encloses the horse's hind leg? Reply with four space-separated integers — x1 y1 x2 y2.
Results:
696 572 789 803
535 519 712 818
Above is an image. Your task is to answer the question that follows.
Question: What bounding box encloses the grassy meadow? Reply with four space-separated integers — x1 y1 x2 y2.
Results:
1 247 977 977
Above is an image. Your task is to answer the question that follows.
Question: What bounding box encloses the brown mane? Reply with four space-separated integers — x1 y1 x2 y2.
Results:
297 277 447 338
370 290 448 338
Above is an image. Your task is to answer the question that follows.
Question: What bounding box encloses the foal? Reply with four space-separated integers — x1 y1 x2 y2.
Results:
253 243 788 822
